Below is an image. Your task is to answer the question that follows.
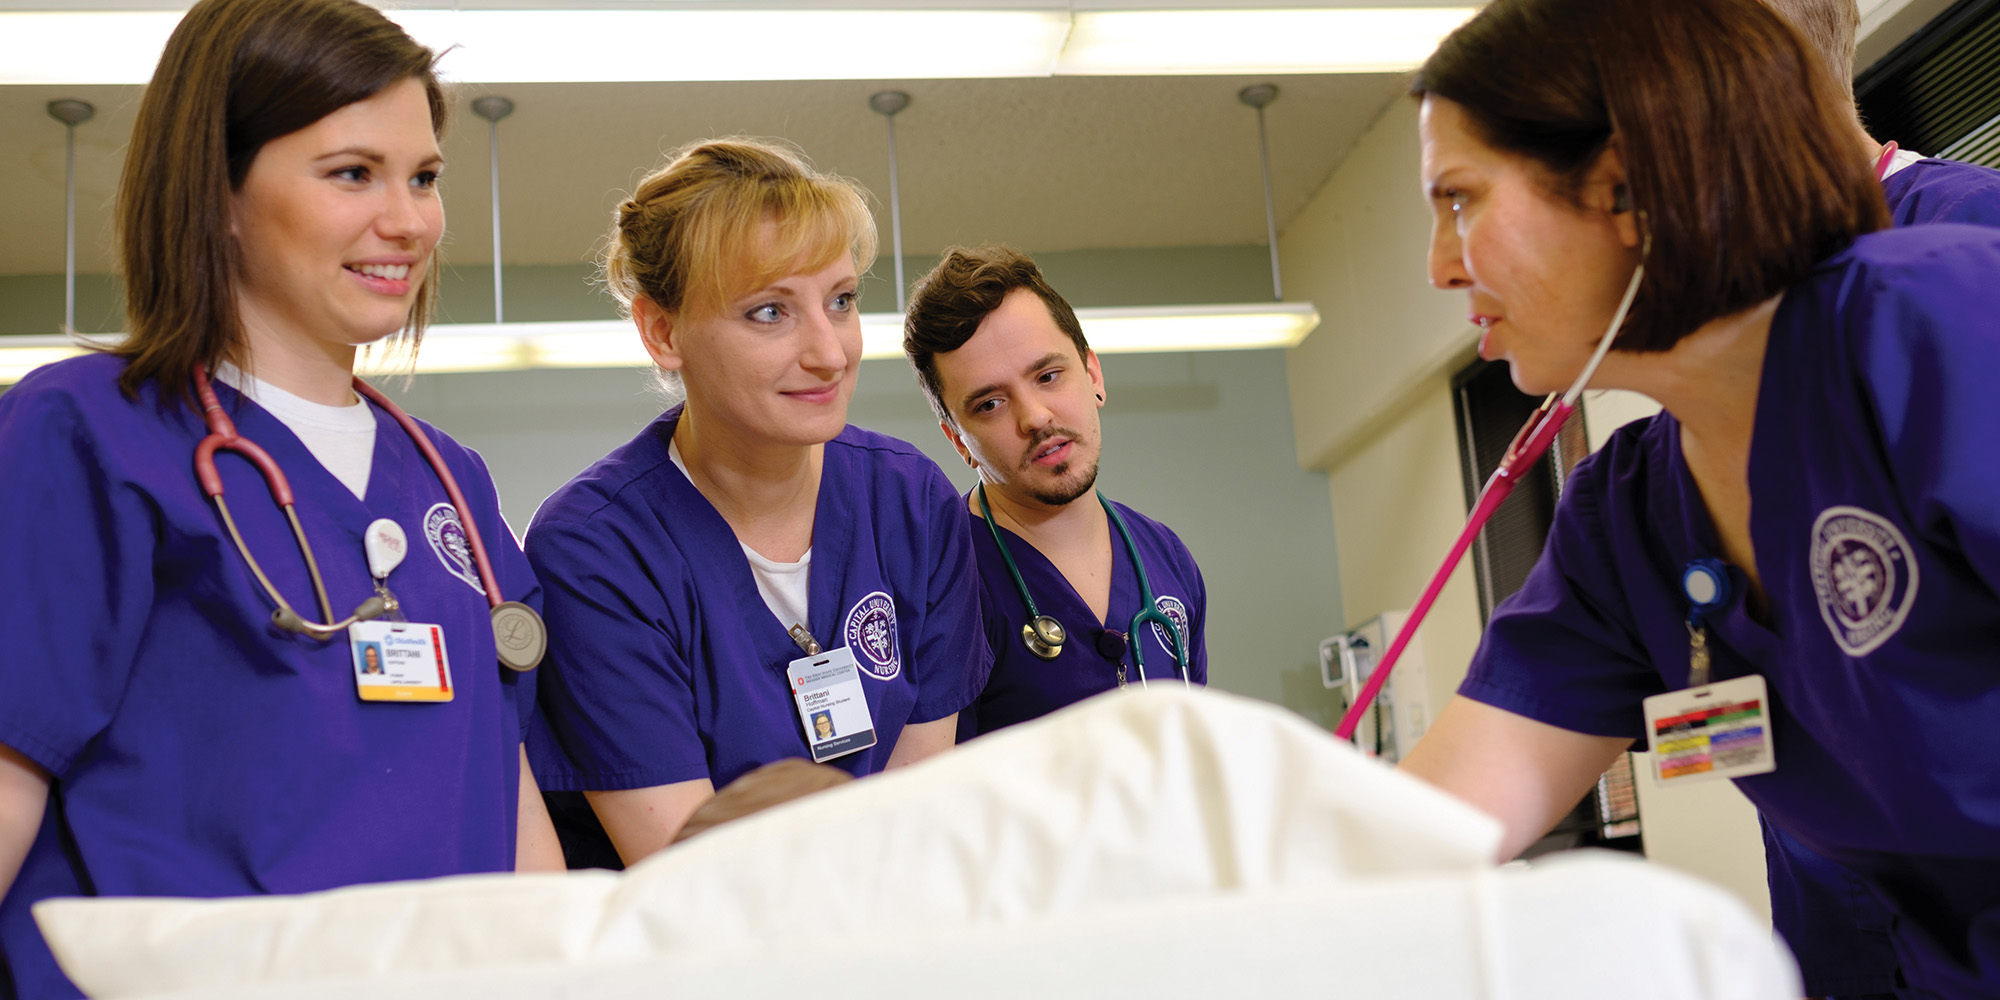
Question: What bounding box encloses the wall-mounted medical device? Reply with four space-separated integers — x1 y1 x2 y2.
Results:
1320 611 1429 763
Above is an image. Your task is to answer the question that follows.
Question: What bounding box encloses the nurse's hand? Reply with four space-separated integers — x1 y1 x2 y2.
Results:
1399 697 1632 862
0 741 49 903
585 778 717 866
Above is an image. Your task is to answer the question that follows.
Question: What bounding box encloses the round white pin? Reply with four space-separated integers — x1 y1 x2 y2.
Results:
365 518 408 580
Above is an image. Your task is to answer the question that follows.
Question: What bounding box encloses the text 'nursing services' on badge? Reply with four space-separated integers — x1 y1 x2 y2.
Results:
786 646 877 763
349 620 454 703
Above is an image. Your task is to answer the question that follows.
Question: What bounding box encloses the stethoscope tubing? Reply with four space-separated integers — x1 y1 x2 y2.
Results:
1104 492 1189 682
192 364 508 638
1333 245 1648 741
351 378 506 607
978 483 1192 685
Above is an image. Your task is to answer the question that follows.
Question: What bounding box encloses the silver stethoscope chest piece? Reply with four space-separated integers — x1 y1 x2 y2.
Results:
978 484 1190 684
1023 614 1066 660
491 601 546 672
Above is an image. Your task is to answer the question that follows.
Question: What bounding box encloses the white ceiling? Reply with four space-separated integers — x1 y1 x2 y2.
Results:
0 72 1410 275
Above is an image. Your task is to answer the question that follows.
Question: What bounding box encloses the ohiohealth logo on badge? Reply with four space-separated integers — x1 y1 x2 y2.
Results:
1809 505 1919 657
843 591 901 680
424 502 484 595
1150 595 1191 656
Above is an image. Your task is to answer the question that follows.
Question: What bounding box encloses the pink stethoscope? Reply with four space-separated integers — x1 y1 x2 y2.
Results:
1337 146 1905 740
192 364 546 671
1334 240 1646 740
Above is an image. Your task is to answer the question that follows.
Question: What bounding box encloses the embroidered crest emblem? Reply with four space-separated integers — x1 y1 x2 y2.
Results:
1149 595 1191 658
843 591 901 680
423 502 483 595
1809 505 1919 656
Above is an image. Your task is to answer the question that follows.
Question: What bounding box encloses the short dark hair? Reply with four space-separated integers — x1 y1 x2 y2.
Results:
903 246 1090 422
116 0 447 405
1413 0 1886 352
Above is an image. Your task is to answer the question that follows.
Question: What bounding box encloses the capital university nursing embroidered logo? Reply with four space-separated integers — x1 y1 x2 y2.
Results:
423 502 484 594
1808 505 1919 657
843 591 902 680
1149 595 1191 658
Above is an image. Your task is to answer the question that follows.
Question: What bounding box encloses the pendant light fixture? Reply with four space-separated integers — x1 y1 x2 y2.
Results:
870 90 912 314
470 95 515 323
3 82 1330 381
47 98 94 334
1238 83 1283 302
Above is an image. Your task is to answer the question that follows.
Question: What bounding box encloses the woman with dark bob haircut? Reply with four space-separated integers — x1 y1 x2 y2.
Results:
0 0 560 995
1396 0 2000 993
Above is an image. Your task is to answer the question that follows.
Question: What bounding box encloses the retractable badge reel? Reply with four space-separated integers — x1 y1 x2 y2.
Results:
1641 559 1776 784
364 519 409 621
351 518 455 702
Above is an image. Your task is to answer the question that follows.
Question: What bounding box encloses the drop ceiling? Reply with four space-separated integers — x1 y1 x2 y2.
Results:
0 72 1411 275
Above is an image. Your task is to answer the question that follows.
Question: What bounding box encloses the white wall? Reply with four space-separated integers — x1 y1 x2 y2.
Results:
1280 97 1484 701
1278 97 1770 920
373 348 1345 714
1282 99 1473 473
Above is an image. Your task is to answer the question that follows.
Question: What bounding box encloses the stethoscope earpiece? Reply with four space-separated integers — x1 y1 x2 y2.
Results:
1023 615 1065 660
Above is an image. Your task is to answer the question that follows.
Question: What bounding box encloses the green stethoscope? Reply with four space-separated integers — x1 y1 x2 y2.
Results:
977 483 1191 687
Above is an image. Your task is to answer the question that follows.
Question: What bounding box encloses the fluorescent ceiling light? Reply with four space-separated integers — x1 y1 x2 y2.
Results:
0 7 1470 85
1071 302 1320 353
0 342 106 384
0 11 184 86
1059 7 1479 75
400 10 1070 82
0 303 1318 382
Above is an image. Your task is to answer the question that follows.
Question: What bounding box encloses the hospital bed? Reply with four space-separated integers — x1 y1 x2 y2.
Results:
35 688 1799 999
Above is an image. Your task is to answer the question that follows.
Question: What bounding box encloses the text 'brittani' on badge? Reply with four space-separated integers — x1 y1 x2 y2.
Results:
786 646 877 763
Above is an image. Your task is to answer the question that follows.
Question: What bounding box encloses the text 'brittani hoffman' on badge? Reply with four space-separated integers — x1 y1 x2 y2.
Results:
349 620 454 703
786 646 877 763
1642 674 1775 785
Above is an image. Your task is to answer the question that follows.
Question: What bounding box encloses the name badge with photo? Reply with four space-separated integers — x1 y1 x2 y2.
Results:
349 620 454 703
786 646 877 763
1642 674 1774 785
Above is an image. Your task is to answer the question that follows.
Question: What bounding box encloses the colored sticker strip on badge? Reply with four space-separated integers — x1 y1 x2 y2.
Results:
1641 674 1775 785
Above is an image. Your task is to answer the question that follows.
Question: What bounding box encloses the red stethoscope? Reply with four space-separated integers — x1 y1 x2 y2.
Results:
192 364 546 672
1334 239 1648 741
1335 145 1910 739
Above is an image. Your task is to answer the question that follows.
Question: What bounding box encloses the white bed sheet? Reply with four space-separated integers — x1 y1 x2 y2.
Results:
34 687 1798 999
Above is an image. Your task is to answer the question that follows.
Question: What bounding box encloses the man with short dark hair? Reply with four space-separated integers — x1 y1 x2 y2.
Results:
904 246 1207 740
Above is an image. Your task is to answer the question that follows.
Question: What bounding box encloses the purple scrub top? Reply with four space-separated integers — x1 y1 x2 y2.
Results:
1883 157 2000 229
1765 152 2000 999
959 497 1207 740
1460 225 2000 998
525 405 986 797
0 354 538 1000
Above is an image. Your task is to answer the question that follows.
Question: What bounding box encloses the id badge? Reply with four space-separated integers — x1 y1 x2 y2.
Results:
1642 674 1774 785
349 620 454 703
786 646 877 763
